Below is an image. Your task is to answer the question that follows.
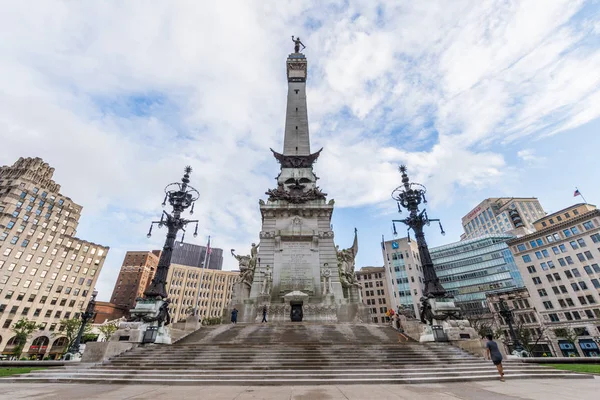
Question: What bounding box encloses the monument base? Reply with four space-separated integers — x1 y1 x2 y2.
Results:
81 342 137 363
419 298 478 342
111 299 172 345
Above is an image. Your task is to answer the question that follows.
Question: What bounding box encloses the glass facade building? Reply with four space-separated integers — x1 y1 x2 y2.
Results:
430 234 525 316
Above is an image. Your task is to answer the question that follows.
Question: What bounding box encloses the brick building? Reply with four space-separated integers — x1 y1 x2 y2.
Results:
109 250 160 312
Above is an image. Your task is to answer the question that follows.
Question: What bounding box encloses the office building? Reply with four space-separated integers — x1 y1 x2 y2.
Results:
430 234 524 316
0 157 108 358
109 250 160 311
166 263 237 323
381 237 424 319
461 198 545 240
355 266 392 324
171 242 223 271
508 203 600 357
383 234 525 320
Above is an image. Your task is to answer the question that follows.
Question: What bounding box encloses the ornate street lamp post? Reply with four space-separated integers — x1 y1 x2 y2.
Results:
66 290 97 357
144 166 200 300
498 299 524 352
391 165 446 299
126 166 200 345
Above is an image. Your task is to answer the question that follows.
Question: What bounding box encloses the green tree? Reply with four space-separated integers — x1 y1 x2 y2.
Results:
97 321 119 342
11 318 42 358
58 318 92 350
496 321 547 356
466 315 494 338
553 327 578 344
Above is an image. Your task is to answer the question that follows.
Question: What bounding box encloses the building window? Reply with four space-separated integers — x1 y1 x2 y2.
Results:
565 256 574 265
523 255 532 262
563 229 572 238
542 301 553 310
565 270 574 279
559 285 568 293
552 286 560 295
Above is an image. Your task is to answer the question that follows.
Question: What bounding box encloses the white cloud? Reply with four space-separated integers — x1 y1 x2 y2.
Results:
517 149 545 164
0 0 598 300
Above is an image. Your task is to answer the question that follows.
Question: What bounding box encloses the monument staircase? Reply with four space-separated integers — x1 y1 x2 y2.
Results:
3 323 590 385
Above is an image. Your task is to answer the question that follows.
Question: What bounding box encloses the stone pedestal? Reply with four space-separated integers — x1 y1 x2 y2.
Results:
184 314 200 331
81 342 136 363
419 298 478 343
344 286 362 303
111 299 172 345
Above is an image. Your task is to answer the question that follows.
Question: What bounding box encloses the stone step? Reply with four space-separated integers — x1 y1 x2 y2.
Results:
111 352 473 361
115 347 470 353
3 372 590 385
96 361 498 369
97 363 524 370
23 367 574 378
58 364 561 374
108 358 475 364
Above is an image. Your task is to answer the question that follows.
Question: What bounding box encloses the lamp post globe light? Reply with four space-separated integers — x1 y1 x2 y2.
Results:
127 166 200 345
390 165 477 342
64 290 98 360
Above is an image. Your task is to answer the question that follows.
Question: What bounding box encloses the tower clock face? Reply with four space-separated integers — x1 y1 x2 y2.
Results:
391 241 399 249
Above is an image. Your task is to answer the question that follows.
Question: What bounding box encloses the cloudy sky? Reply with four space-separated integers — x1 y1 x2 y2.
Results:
1 0 599 301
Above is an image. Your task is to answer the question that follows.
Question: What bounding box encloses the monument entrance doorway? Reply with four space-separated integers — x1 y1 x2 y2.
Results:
290 303 303 322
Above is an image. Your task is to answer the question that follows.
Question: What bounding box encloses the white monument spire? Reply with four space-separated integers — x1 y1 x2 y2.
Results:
283 40 310 155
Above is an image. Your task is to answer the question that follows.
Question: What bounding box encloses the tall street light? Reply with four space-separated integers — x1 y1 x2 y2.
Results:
144 166 200 301
391 165 446 324
498 299 524 352
66 290 97 357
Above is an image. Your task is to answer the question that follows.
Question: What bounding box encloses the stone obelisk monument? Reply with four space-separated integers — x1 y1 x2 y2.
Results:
230 37 368 323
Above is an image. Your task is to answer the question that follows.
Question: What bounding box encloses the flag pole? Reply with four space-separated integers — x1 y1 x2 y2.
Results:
576 187 588 204
195 236 210 323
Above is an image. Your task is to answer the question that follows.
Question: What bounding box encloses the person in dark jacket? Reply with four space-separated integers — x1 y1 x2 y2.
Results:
485 334 504 381
261 305 268 323
231 308 238 324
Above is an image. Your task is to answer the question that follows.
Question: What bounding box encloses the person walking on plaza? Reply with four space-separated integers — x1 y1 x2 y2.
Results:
485 334 504 381
231 308 238 324
261 305 268 323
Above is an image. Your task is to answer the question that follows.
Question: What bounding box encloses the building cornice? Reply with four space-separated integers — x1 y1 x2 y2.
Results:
507 209 600 246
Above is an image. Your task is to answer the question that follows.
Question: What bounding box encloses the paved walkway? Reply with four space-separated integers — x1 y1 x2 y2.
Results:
1 378 598 400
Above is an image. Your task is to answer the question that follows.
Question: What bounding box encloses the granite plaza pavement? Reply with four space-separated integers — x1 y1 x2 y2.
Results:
1 378 598 400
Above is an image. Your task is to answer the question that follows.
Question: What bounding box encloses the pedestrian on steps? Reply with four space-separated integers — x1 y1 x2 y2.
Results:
231 308 238 324
261 305 268 323
485 334 505 381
